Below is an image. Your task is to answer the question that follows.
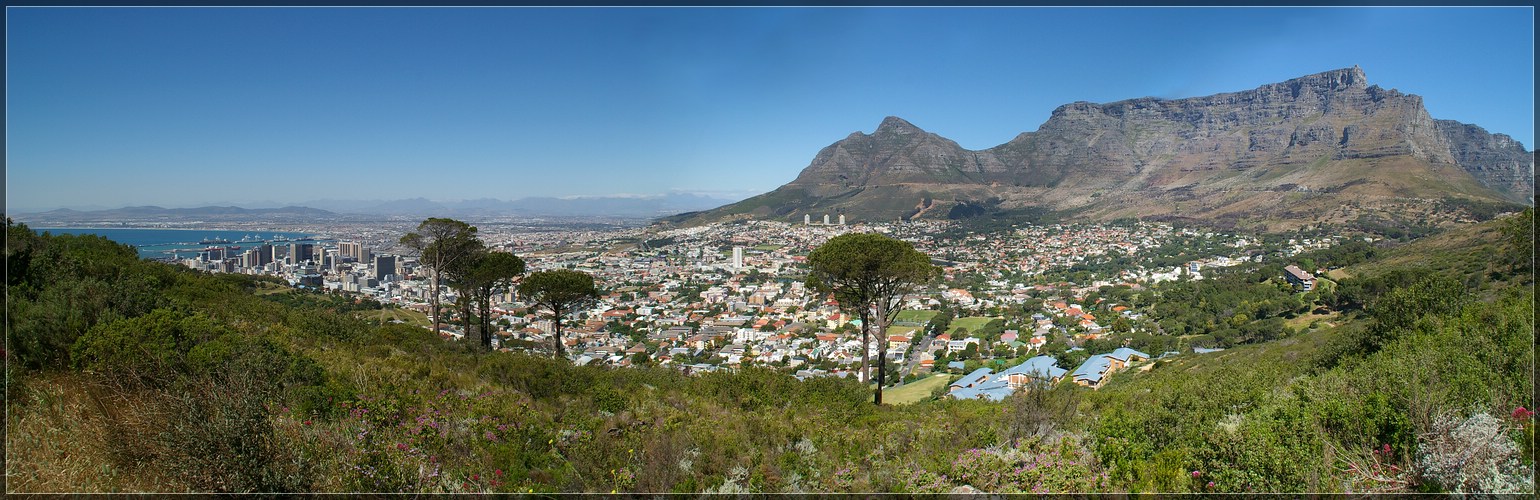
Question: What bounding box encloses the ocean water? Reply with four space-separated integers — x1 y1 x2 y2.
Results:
35 227 321 259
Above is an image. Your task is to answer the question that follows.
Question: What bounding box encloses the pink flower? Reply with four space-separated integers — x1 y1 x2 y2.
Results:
1381 444 1391 454
472 473 480 481
1206 481 1215 489
396 443 408 451
1191 470 1201 478
1513 407 1532 420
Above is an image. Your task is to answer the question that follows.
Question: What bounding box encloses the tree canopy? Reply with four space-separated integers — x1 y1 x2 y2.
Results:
807 232 940 403
518 269 599 360
400 218 479 336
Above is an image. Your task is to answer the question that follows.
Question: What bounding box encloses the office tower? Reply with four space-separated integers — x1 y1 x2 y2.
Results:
339 241 362 260
733 246 744 269
823 214 830 225
290 242 314 265
374 255 398 281
804 214 811 225
839 214 846 225
257 244 274 266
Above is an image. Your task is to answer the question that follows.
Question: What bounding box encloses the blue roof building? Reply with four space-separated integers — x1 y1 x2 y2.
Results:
1072 348 1149 389
948 356 1071 401
1107 347 1151 362
950 368 995 393
1071 356 1115 387
997 355 1068 386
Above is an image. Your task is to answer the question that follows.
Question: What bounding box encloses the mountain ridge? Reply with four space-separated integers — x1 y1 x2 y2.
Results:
11 193 743 222
670 67 1533 232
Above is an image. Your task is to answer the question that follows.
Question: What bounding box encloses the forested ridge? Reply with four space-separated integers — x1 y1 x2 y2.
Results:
5 212 1533 493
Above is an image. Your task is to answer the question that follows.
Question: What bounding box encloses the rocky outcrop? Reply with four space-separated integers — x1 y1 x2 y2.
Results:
1436 119 1535 203
786 116 1011 194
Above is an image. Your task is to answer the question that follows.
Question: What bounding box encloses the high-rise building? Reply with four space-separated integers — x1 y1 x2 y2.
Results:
823 214 830 225
290 242 314 265
804 214 811 225
733 246 744 269
374 255 398 282
839 214 846 225
339 241 362 260
257 244 274 266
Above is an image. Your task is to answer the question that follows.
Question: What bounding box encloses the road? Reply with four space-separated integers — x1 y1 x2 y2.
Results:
900 328 937 379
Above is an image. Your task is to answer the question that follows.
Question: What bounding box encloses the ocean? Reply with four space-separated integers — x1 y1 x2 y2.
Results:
34 227 322 260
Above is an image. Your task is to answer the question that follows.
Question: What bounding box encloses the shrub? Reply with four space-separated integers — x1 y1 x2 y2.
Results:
72 309 230 384
1415 411 1533 494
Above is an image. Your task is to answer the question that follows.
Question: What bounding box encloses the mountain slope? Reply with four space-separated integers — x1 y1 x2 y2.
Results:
670 67 1532 231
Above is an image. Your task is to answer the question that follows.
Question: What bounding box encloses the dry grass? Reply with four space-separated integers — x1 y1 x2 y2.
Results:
6 373 180 493
363 307 431 328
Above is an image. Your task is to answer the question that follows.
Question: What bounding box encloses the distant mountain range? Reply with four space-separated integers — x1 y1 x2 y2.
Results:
12 193 742 223
292 193 741 218
668 67 1534 232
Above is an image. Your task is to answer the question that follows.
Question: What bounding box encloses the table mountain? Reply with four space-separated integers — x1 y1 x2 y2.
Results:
669 67 1532 232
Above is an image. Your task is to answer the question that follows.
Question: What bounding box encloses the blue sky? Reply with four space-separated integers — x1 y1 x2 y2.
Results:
6 7 1534 211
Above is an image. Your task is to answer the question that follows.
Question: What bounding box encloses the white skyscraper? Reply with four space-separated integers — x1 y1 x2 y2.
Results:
804 214 811 225
733 246 744 269
823 214 830 225
839 214 846 225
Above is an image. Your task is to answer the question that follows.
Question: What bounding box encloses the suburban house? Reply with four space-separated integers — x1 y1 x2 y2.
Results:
947 356 1070 402
1070 347 1151 389
996 355 1068 387
1283 265 1316 292
947 337 981 353
949 368 995 393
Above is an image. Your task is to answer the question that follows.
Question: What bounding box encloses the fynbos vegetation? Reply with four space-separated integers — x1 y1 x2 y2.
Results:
5 211 1533 493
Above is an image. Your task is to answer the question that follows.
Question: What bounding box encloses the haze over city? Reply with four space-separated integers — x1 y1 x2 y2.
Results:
7 6 1535 213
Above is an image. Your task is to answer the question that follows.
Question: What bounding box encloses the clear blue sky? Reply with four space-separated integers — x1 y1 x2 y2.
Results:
7 7 1534 211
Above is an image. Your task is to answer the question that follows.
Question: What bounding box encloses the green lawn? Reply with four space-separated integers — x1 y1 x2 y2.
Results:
884 374 954 405
886 325 918 338
894 310 940 324
364 308 431 328
752 244 785 252
947 316 1001 335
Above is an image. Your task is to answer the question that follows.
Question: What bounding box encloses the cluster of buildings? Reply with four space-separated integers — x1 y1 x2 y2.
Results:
946 347 1152 401
171 215 1335 399
181 239 416 298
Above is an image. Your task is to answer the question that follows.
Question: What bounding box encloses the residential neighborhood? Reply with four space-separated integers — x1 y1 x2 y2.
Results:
173 215 1347 398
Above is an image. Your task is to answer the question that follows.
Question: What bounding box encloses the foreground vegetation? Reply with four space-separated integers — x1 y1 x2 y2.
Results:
5 212 1533 493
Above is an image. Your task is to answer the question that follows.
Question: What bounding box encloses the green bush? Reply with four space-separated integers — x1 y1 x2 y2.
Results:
72 309 230 383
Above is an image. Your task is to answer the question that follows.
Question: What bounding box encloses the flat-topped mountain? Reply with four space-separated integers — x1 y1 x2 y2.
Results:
669 67 1533 231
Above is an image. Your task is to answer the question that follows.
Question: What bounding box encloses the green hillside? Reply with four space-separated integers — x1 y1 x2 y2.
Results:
5 212 1533 494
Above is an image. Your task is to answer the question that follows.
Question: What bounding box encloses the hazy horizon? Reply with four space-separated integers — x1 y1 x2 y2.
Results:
8 6 1534 212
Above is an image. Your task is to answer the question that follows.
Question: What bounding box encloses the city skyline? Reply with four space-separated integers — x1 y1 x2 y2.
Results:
7 6 1535 212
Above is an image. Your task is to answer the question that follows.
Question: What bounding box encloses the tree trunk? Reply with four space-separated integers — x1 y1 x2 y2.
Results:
874 303 888 405
553 306 568 360
859 309 871 384
480 290 494 349
875 338 886 405
429 270 441 336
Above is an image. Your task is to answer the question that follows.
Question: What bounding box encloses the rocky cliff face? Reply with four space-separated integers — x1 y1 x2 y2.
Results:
676 67 1532 230
1435 119 1535 202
